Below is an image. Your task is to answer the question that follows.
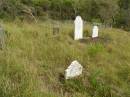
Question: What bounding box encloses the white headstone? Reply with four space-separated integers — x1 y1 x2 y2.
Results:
65 60 83 79
74 16 83 40
92 26 99 38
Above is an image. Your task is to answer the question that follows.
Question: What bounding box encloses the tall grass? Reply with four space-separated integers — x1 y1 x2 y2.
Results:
0 20 130 97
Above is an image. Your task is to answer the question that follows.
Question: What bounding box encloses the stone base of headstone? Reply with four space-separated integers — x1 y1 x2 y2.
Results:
91 37 108 43
78 37 91 43
92 37 99 40
78 37 100 44
92 37 103 42
77 36 110 45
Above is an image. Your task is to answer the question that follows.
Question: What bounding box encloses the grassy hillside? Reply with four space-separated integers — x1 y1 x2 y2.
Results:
0 20 130 97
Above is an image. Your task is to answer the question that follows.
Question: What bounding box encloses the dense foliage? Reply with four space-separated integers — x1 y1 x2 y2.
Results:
0 0 130 29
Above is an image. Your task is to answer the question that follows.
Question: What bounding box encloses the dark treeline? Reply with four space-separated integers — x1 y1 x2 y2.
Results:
0 0 130 30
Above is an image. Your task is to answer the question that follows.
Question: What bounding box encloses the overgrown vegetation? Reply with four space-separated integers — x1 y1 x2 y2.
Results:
0 20 130 97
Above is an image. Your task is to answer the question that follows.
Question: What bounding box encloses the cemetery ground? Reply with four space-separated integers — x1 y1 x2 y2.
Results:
0 20 130 97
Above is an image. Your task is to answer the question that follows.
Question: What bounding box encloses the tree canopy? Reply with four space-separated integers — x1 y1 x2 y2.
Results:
0 0 130 30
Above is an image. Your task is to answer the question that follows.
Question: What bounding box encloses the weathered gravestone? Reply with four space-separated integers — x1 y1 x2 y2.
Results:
0 26 5 49
92 26 99 38
65 60 83 79
74 16 83 40
52 22 60 36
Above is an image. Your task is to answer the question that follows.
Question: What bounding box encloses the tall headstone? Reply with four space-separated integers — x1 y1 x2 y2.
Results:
92 26 99 38
74 16 83 40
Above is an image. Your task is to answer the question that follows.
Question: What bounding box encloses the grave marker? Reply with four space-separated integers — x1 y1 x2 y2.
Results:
53 25 59 36
74 16 83 40
52 22 60 36
65 60 83 79
92 26 99 38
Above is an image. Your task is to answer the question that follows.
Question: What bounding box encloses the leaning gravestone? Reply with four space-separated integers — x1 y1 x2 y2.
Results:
0 26 5 49
65 60 83 79
92 26 99 38
74 16 83 40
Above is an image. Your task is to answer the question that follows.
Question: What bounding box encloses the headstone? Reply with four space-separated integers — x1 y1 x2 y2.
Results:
74 16 83 40
53 25 59 36
92 26 99 38
0 26 5 49
65 60 83 79
52 22 60 36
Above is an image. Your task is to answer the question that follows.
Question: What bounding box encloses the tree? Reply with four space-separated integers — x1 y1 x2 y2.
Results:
115 0 130 30
96 0 119 25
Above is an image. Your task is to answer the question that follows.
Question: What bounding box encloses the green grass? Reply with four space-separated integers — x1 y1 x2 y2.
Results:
0 20 130 97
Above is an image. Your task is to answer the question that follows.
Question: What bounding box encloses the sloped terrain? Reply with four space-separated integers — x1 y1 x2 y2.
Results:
0 20 130 97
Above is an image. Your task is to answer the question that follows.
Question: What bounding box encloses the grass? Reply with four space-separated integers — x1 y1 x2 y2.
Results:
0 19 130 97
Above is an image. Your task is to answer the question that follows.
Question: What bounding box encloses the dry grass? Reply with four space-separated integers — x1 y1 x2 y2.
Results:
0 20 130 97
